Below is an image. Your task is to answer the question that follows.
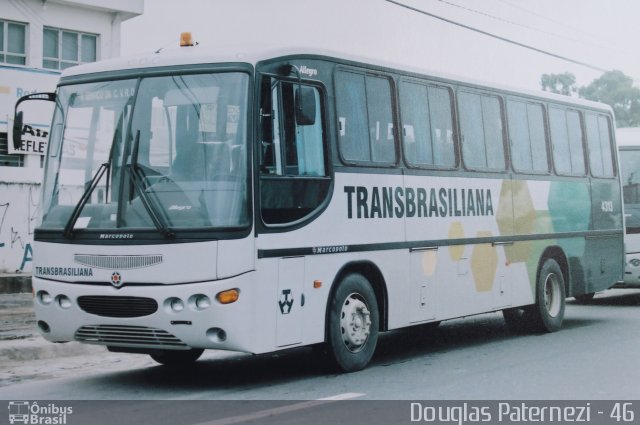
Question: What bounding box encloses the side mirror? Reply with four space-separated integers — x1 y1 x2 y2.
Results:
12 111 23 150
12 92 57 151
295 86 317 126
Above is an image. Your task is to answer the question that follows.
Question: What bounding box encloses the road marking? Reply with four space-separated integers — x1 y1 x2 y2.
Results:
318 392 365 400
192 393 365 425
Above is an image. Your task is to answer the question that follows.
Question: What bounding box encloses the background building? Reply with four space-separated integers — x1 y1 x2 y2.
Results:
0 0 144 274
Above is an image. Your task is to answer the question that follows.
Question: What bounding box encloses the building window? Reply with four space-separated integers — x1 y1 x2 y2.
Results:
0 19 27 65
43 27 97 70
0 133 25 167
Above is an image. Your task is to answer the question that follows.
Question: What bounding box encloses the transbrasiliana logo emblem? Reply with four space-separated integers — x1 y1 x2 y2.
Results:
110 271 123 288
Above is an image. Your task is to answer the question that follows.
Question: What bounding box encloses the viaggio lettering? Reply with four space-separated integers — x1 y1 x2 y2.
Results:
344 185 494 219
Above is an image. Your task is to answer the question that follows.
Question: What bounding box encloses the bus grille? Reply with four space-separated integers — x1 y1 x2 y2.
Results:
75 325 188 348
74 254 163 269
78 295 158 318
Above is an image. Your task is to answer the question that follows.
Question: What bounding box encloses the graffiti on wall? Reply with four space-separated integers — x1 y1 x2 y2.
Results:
0 184 40 273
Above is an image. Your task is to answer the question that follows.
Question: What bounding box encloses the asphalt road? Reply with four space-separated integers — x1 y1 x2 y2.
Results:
2 289 640 424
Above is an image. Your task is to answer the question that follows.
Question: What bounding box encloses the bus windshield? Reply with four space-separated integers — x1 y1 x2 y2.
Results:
620 148 640 233
41 71 250 236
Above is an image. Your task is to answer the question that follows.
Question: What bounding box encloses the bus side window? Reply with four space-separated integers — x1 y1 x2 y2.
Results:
507 99 548 173
585 113 614 178
458 91 505 171
335 70 396 165
550 107 586 176
399 80 455 168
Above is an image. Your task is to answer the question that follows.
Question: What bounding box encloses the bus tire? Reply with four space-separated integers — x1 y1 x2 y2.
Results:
327 273 379 372
530 258 566 333
150 348 204 366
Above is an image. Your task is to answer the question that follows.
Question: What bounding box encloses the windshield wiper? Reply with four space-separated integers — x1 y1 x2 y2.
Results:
128 130 175 239
63 162 110 239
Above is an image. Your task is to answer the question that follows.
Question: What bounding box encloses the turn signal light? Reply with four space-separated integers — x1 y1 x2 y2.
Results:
216 289 239 304
180 32 194 47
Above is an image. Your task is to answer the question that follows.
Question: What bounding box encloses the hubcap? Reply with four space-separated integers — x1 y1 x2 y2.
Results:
340 293 372 353
543 273 562 318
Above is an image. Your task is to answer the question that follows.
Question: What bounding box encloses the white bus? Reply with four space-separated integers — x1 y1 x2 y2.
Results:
15 37 623 372
616 127 640 287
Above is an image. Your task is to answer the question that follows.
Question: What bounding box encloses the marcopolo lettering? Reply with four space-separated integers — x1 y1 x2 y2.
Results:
344 185 494 219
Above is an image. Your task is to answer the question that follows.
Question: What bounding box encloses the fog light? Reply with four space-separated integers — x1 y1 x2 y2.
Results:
37 291 52 305
169 297 184 312
216 289 239 304
56 295 72 309
190 294 210 311
206 327 227 343
38 320 50 333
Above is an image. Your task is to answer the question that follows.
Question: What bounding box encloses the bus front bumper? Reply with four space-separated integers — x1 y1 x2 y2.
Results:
31 273 257 354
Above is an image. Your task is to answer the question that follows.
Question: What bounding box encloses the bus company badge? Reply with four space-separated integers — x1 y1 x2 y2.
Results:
279 289 293 314
110 272 123 288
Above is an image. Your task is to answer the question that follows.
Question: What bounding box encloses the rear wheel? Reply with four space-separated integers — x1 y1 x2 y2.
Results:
503 258 566 333
150 348 204 366
326 273 379 372
530 258 566 332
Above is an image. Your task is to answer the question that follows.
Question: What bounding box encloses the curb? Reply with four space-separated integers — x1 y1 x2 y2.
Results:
0 275 32 294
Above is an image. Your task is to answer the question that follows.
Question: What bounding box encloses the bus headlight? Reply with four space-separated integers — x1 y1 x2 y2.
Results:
37 291 53 305
167 297 184 313
56 294 72 309
190 294 211 311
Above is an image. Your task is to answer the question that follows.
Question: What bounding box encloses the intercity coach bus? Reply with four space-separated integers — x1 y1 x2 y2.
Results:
14 35 623 372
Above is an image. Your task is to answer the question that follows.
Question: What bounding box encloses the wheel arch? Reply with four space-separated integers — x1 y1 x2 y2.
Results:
325 261 389 339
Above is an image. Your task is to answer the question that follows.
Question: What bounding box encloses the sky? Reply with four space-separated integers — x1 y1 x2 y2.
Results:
120 0 640 93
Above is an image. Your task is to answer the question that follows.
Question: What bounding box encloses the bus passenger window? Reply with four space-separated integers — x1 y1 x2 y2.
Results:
550 107 585 176
400 81 455 168
507 99 548 173
458 91 505 170
335 70 396 165
585 113 614 178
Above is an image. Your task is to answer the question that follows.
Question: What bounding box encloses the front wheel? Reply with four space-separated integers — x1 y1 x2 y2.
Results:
150 348 204 366
530 258 566 332
326 273 379 372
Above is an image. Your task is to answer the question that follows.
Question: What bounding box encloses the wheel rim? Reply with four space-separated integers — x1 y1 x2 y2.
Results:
340 292 372 353
543 272 562 318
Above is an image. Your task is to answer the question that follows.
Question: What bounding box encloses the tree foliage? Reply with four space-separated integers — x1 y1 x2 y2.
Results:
541 72 577 96
578 70 640 127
